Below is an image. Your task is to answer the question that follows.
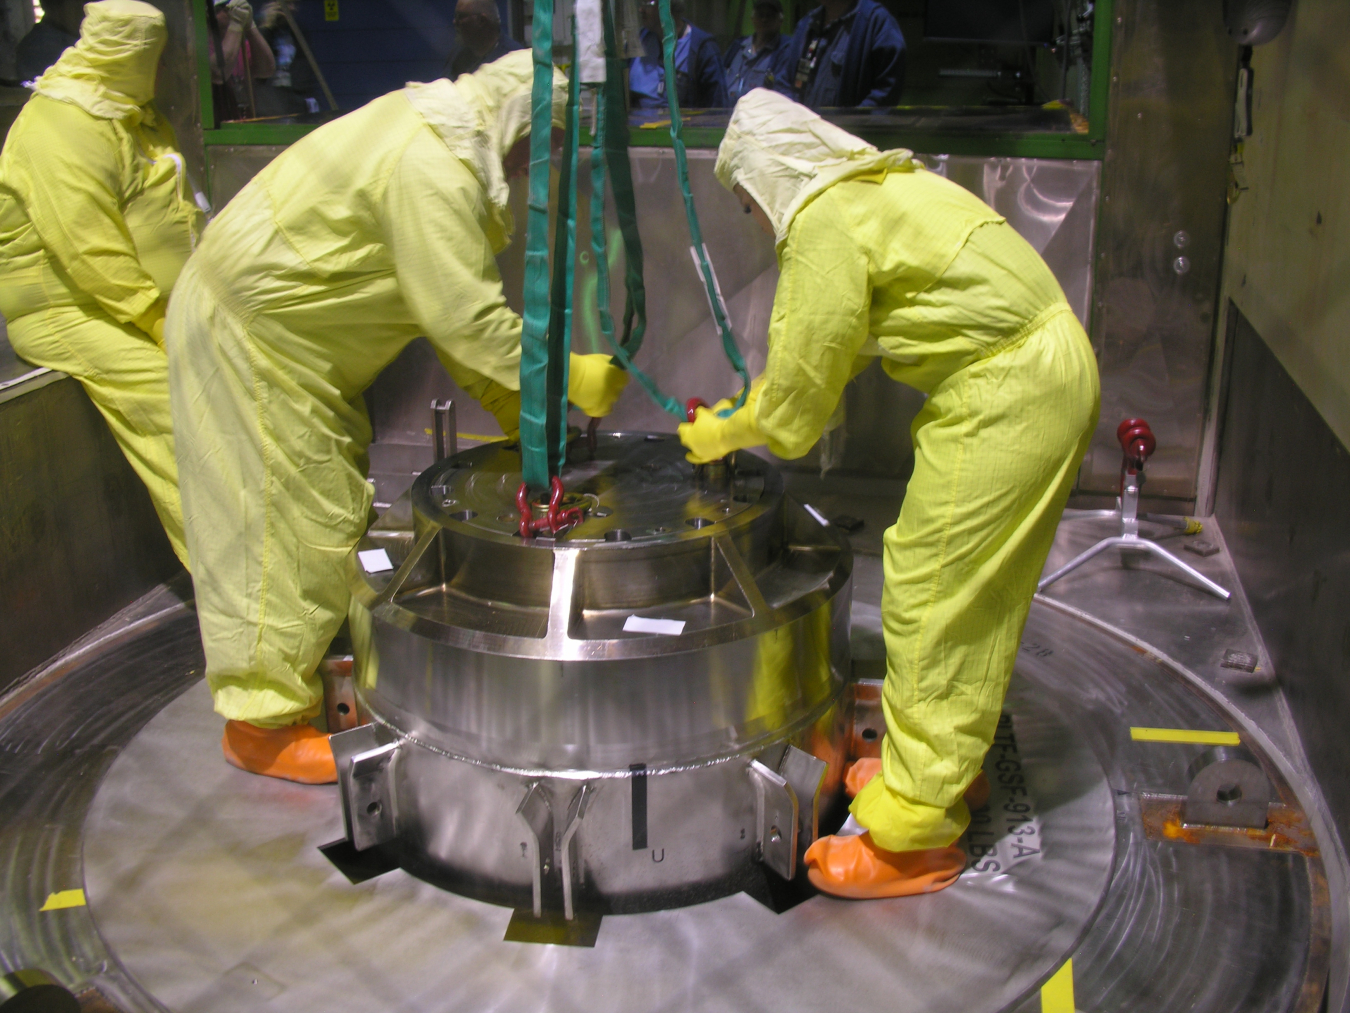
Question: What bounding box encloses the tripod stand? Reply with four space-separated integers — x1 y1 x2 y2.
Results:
1038 418 1231 601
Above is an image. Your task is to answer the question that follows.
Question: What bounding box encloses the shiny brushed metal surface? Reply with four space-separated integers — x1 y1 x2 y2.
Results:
0 375 182 695
0 539 1337 1011
1085 0 1239 501
348 434 851 907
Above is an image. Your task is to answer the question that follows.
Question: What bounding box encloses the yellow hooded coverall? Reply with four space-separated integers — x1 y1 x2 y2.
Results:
695 90 1100 853
0 0 202 567
166 53 568 729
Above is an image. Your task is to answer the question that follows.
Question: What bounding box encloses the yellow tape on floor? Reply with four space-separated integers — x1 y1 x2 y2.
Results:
1041 958 1075 1013
1130 727 1241 746
39 889 86 911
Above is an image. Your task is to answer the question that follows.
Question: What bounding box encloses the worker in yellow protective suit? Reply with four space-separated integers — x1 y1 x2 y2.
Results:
166 52 628 785
0 0 203 568
681 89 1099 899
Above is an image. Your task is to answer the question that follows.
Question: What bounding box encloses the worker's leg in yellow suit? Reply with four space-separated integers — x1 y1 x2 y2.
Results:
167 266 372 774
856 308 1099 851
6 305 189 568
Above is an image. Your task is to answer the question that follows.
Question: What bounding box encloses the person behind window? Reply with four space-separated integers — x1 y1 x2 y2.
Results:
15 0 85 84
444 0 523 81
724 0 788 104
629 0 728 110
208 0 276 122
777 0 905 108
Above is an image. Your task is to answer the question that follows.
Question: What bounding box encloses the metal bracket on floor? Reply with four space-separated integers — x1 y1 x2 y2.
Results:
332 723 400 851
1184 745 1271 828
559 783 593 921
748 758 799 879
515 782 554 919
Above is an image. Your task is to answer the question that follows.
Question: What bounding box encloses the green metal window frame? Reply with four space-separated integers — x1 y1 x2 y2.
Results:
198 0 1112 159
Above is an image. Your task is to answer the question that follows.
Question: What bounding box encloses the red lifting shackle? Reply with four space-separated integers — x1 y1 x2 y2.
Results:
1116 418 1156 465
685 397 707 424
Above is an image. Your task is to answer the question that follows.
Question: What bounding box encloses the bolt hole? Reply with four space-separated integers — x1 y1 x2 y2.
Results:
336 702 350 716
1216 782 1243 804
861 727 878 741
650 526 670 534
769 826 781 843
366 801 381 816
686 517 713 529
604 529 632 542
449 509 477 522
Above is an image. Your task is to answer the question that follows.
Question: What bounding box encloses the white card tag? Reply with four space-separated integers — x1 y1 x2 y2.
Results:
358 548 394 573
623 615 686 636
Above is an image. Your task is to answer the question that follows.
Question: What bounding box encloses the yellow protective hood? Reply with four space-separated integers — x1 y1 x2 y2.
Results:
715 88 915 246
404 50 567 240
34 0 166 124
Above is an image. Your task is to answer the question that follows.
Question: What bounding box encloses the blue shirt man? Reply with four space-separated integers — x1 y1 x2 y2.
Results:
777 0 905 108
629 0 729 109
724 0 789 104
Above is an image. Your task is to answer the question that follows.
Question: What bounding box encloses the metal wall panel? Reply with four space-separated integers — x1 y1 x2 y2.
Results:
147 0 206 194
0 376 181 695
1087 0 1237 502
1213 308 1350 868
206 144 291 210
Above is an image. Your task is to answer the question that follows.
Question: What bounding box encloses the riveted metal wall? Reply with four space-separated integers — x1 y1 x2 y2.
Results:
1085 0 1238 503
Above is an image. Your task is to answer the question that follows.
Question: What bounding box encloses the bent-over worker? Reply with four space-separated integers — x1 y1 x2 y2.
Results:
681 89 1099 899
166 52 628 785
0 0 203 569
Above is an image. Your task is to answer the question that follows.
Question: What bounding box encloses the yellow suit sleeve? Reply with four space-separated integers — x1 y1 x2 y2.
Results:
755 191 873 461
381 129 522 393
6 98 162 325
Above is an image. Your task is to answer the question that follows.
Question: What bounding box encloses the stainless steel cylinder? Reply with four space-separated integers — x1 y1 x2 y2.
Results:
341 433 852 913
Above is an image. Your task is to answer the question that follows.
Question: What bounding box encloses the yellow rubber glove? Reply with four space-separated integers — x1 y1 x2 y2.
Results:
568 353 629 417
134 302 167 348
475 379 521 442
678 384 767 464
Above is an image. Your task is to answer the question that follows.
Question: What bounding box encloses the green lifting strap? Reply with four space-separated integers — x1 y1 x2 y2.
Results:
547 64 582 475
517 0 560 491
599 2 649 358
589 0 684 418
656 0 751 411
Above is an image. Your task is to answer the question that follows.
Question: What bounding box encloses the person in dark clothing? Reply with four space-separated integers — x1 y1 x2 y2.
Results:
724 0 789 104
777 0 905 108
15 0 83 83
629 0 728 109
444 0 523 81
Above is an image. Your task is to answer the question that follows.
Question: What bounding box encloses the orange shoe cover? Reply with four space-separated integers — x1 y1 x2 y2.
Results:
221 720 337 784
844 757 882 797
964 770 991 811
804 833 965 899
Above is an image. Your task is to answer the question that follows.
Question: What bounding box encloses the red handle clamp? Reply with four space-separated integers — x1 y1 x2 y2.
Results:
1116 418 1156 467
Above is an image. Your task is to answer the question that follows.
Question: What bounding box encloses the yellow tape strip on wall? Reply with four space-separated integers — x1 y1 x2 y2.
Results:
1041 958 1075 1013
39 889 86 911
1130 727 1241 746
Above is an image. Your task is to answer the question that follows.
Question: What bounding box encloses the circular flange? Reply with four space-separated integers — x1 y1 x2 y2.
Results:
82 666 1114 1013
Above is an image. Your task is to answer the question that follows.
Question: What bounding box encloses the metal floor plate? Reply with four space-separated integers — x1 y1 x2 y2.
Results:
0 567 1332 1012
